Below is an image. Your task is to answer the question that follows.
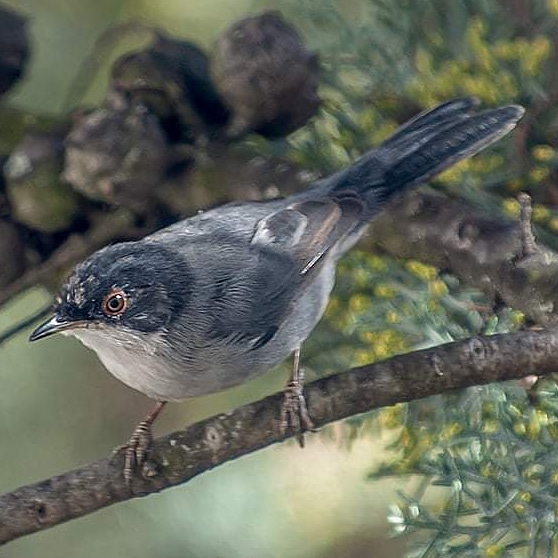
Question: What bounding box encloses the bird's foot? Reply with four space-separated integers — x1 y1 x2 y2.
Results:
124 419 155 484
112 420 155 485
280 369 314 447
112 401 167 485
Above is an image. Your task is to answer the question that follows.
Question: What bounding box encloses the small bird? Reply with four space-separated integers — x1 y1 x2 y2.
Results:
30 98 524 482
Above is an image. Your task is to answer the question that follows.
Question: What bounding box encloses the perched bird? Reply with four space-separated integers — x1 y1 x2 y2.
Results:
30 98 524 482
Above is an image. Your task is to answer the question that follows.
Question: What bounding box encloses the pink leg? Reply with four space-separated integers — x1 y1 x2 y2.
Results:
280 347 314 447
122 400 167 484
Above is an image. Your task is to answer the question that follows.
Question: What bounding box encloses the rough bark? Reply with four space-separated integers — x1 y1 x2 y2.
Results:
366 189 558 326
0 329 556 545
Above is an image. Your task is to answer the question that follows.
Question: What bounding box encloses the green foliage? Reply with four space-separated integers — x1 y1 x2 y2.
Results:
377 380 558 558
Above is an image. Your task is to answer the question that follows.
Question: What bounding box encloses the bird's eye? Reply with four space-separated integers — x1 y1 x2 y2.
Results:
101 289 129 318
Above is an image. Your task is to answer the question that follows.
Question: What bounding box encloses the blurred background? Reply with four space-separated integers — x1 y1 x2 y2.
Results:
0 0 556 557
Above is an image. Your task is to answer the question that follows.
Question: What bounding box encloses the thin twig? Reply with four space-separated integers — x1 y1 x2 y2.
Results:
0 306 51 346
518 192 538 257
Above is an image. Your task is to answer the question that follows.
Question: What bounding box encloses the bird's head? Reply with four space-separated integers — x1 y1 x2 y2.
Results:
30 241 190 342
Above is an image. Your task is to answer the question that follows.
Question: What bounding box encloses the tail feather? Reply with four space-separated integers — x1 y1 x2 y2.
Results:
381 97 480 150
383 105 524 191
321 98 525 211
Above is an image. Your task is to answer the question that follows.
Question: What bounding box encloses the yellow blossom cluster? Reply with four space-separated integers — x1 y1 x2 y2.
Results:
410 18 550 106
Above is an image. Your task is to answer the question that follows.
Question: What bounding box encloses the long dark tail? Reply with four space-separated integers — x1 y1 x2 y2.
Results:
319 97 524 209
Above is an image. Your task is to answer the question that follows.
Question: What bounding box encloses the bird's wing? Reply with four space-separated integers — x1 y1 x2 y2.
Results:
251 192 364 275
204 195 362 351
204 244 304 350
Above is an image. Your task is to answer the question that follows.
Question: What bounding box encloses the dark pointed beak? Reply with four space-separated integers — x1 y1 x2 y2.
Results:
29 316 85 342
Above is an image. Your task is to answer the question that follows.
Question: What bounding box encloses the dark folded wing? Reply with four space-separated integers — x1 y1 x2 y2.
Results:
251 192 363 275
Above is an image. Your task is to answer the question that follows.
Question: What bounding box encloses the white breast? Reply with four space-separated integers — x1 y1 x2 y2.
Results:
67 328 183 401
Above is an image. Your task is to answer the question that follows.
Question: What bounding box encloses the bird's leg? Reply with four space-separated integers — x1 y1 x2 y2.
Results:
120 400 167 484
280 347 314 446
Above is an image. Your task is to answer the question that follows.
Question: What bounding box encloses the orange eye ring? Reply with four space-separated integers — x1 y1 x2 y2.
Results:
101 288 129 318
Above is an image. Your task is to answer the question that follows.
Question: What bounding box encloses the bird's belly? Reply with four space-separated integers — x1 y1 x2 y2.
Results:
68 327 238 401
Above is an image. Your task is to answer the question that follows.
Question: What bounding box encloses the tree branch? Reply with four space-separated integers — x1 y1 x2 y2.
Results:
366 190 558 326
1 329 557 545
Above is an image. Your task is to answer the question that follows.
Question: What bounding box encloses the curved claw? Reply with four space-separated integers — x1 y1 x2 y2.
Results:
279 349 314 447
123 420 155 484
279 379 314 447
112 401 167 485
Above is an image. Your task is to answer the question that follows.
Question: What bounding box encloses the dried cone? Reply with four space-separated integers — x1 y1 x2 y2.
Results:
4 132 80 233
212 11 320 139
63 94 168 212
111 33 229 142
